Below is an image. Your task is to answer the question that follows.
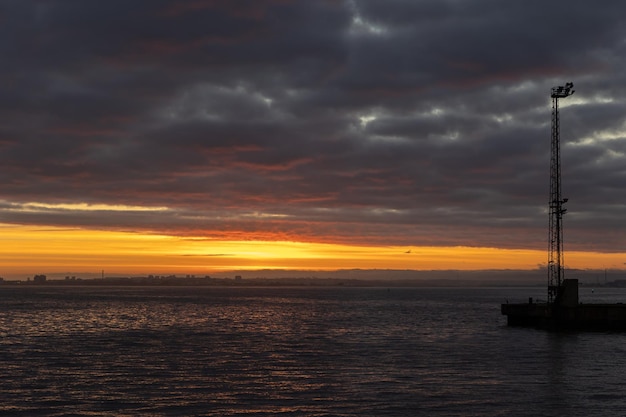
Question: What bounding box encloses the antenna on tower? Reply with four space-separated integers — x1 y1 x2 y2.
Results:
547 82 574 304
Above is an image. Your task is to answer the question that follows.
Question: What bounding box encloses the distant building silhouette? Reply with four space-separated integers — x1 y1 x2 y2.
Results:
33 274 47 284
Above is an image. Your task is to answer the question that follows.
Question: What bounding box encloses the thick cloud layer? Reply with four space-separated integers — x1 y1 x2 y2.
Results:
1 0 625 251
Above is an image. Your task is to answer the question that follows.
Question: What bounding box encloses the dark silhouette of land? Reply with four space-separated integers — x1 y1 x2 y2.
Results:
2 268 625 287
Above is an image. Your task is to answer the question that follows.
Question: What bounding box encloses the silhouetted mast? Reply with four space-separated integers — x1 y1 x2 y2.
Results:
548 82 574 304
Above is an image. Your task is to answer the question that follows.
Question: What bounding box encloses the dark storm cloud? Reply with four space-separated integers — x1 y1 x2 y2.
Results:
1 0 626 251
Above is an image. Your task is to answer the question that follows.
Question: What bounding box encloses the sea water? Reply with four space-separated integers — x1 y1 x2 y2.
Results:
1 285 625 416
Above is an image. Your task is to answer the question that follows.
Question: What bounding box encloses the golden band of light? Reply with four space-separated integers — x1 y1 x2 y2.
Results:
0 223 623 279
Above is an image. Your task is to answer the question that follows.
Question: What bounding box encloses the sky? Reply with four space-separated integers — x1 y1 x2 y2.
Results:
1 0 626 278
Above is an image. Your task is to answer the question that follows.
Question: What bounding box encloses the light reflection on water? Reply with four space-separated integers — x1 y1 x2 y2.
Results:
1 286 626 416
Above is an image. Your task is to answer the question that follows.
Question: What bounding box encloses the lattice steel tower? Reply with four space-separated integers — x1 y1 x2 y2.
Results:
548 82 574 304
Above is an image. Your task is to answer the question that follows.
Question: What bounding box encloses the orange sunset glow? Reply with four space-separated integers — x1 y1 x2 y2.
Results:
0 223 623 280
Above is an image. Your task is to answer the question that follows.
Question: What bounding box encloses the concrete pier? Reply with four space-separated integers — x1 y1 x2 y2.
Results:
502 279 626 331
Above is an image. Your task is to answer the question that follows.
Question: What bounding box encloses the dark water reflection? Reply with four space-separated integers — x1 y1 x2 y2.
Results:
1 286 625 416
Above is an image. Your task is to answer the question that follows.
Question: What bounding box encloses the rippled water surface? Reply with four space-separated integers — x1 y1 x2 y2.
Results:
1 285 626 416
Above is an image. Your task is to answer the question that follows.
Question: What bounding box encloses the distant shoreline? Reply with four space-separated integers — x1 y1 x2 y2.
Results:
1 268 624 287
1 275 541 288
0 276 619 288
